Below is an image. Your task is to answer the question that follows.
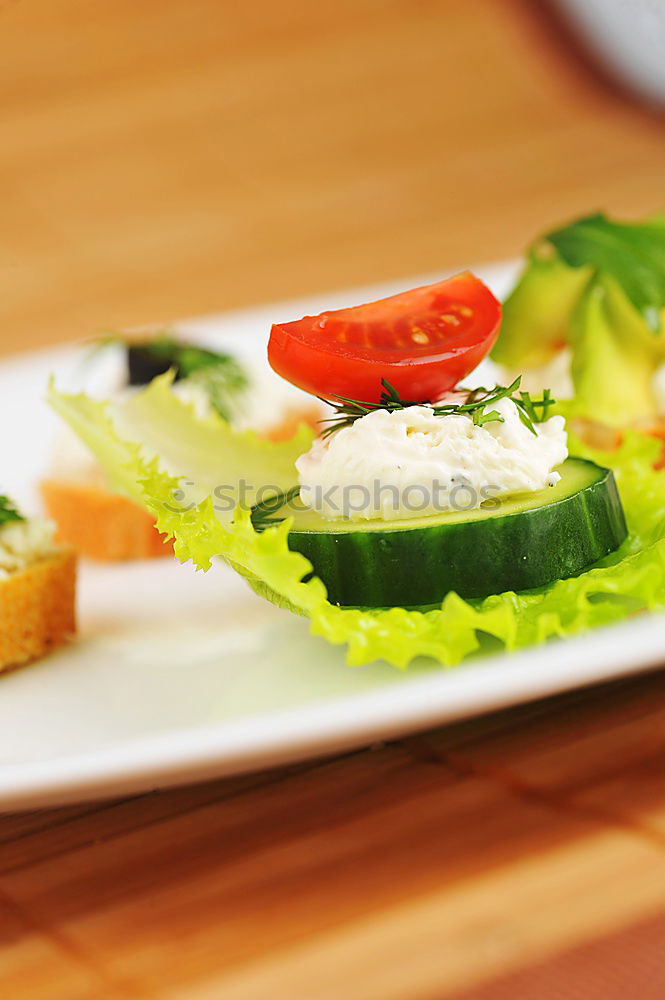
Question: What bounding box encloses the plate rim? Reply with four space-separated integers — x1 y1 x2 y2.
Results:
1 611 664 810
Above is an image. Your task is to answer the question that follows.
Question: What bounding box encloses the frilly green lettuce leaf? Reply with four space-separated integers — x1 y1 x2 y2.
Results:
49 372 314 513
48 376 665 669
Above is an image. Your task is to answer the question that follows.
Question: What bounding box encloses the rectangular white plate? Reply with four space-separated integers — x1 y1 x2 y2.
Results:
1 262 664 811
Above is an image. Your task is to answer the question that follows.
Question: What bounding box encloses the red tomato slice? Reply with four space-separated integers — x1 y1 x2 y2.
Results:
268 272 502 403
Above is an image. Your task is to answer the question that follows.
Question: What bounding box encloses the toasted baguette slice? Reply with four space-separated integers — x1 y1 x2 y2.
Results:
0 548 77 674
41 480 174 561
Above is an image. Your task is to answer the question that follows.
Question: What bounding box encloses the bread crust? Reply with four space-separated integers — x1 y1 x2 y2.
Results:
0 548 77 674
40 480 174 561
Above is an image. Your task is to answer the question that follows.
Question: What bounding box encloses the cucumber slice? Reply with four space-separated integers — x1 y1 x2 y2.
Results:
284 458 627 607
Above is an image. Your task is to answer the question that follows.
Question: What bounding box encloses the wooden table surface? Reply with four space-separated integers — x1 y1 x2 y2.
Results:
2 1 665 997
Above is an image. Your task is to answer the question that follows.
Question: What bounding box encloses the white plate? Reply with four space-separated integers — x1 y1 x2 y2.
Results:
554 0 665 108
1 262 664 811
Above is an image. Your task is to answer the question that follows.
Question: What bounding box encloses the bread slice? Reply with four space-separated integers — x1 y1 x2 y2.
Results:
40 480 174 561
0 548 77 674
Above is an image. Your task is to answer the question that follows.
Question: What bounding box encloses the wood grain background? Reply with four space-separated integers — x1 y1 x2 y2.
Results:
1 1 665 997
2 0 665 352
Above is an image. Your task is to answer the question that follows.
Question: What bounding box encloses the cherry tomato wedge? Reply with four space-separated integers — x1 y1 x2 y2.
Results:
268 272 502 403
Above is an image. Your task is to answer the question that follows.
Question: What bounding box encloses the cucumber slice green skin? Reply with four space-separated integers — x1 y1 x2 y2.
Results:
286 459 628 608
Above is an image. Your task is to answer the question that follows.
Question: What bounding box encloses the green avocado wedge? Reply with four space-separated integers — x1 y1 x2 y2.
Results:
491 212 665 427
283 458 627 608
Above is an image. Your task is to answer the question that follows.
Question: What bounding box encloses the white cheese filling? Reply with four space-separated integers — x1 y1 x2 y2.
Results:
296 396 568 521
0 519 59 578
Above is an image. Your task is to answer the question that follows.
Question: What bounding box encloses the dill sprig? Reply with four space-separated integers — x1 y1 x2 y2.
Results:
81 331 249 421
0 495 24 526
319 377 556 438
250 486 301 532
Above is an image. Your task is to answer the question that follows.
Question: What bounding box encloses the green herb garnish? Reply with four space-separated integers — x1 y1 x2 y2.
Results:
182 358 249 422
320 377 555 438
545 212 665 333
85 330 250 421
146 337 242 381
134 336 249 420
0 495 24 526
250 486 302 532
